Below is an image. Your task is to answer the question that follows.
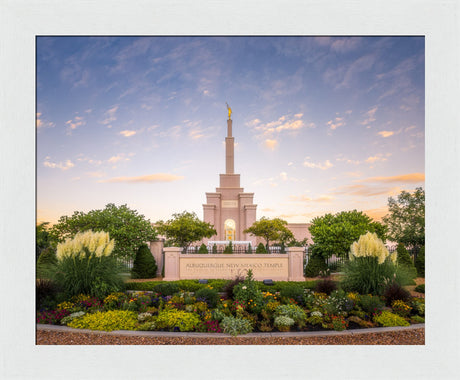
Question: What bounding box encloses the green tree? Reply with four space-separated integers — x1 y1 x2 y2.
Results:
50 203 156 261
156 211 217 253
383 187 425 250
132 244 158 279
243 217 294 251
309 210 386 259
36 222 53 261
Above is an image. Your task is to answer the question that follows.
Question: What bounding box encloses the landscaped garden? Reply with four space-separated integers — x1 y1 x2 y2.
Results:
36 230 424 336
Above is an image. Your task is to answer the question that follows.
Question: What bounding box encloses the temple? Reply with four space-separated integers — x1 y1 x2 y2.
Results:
202 114 257 244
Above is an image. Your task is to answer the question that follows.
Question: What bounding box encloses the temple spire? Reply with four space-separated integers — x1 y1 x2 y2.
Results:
225 118 234 174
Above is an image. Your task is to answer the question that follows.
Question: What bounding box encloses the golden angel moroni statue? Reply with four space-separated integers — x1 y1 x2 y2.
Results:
226 102 232 120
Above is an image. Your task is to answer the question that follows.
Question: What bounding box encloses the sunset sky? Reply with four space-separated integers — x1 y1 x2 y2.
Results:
36 36 425 225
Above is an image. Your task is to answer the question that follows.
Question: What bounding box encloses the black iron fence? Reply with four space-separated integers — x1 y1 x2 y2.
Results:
183 246 288 254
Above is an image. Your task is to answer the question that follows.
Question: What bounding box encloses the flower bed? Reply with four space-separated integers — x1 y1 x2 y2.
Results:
37 271 425 336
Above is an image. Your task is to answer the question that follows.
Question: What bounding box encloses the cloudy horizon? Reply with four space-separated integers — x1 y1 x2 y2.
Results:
37 36 424 225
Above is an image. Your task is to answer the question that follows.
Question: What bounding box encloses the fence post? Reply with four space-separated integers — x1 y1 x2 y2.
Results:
149 240 164 277
163 247 181 281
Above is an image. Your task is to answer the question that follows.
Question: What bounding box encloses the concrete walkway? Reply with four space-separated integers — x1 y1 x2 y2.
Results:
37 323 424 338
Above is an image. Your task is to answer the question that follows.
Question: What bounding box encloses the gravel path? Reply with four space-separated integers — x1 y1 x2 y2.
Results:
36 326 424 345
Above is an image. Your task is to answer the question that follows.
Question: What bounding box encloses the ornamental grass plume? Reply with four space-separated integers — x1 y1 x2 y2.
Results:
349 232 395 264
57 230 115 260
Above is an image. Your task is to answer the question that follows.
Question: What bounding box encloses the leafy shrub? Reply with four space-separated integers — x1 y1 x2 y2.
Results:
323 290 355 315
279 284 305 305
154 282 180 296
314 279 337 295
68 310 138 331
103 292 129 310
137 321 157 331
196 320 222 333
307 311 324 326
131 244 157 279
304 253 328 277
207 279 230 292
358 294 384 315
36 279 62 310
37 247 58 278
391 300 412 317
411 298 425 316
383 281 411 306
411 315 425 324
274 304 307 326
274 316 295 331
247 243 253 253
198 244 209 254
194 287 219 308
52 231 124 299
212 244 217 254
414 284 425 293
221 316 253 336
223 241 233 253
373 311 410 327
155 309 201 332
415 246 425 277
256 243 267 253
60 311 86 325
36 309 70 324
223 275 245 300
331 315 348 331
233 270 264 313
396 243 414 268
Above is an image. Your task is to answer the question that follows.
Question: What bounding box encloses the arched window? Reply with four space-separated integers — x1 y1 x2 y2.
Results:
224 219 236 241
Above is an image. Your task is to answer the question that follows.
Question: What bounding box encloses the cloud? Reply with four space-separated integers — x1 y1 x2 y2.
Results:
65 115 85 134
358 173 425 183
36 112 55 130
99 173 184 183
251 113 314 140
261 208 275 213
332 184 396 197
364 207 389 221
289 194 334 203
378 130 395 138
303 159 333 170
189 128 205 140
85 171 106 178
404 125 416 132
43 159 74 170
264 139 278 150
327 117 345 130
365 155 387 164
119 130 136 137
107 153 133 164
100 105 119 126
361 106 378 126
336 157 361 165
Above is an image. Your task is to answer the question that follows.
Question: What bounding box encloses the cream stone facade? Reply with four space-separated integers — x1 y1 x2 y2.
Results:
202 117 258 244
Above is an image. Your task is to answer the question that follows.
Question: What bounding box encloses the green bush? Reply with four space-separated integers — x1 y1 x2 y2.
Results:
37 247 58 278
304 253 328 277
274 316 295 330
155 309 201 332
36 279 63 310
256 243 267 253
131 244 157 279
247 243 253 253
223 241 233 253
396 243 414 268
358 294 385 315
212 244 217 254
221 316 253 336
154 282 180 296
67 310 138 331
51 231 125 299
198 244 208 254
373 311 410 327
274 304 307 326
233 270 264 313
279 284 305 304
194 287 219 308
414 284 425 293
415 246 425 277
341 256 414 296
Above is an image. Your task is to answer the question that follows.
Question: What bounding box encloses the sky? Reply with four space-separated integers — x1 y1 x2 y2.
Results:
36 36 425 225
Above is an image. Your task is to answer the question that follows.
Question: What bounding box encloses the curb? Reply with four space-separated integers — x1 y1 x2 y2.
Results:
37 323 424 338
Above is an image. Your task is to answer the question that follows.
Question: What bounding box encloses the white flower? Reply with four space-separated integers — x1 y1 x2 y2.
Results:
242 286 247 290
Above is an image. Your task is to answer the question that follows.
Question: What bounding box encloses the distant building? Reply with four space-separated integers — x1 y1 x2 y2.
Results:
202 112 310 246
